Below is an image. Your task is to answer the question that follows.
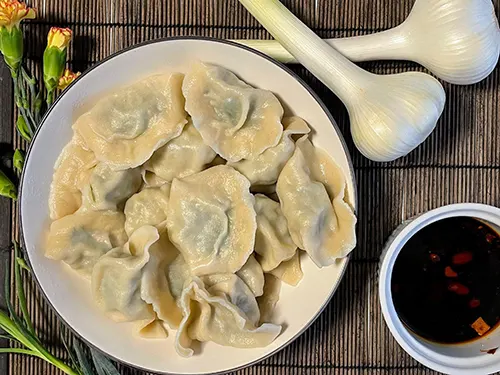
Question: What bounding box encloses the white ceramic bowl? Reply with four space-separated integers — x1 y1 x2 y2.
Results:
379 203 500 375
20 37 356 374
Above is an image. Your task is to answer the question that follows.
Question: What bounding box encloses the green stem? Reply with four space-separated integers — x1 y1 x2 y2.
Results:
0 348 42 357
12 77 35 135
9 67 18 80
21 67 38 122
17 76 37 130
17 74 29 109
21 66 36 85
0 347 79 375
37 348 81 375
33 90 43 123
46 89 55 107
0 311 34 349
13 242 35 335
0 289 79 375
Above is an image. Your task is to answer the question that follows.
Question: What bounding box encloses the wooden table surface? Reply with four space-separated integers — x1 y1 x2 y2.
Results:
1 0 499 374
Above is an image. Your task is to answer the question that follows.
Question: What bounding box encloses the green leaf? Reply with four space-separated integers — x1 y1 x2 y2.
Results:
73 340 94 375
16 114 32 142
90 348 120 375
60 332 83 375
16 257 30 273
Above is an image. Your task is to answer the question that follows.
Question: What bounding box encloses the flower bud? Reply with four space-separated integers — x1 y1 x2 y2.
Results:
57 69 80 90
0 1 36 74
0 169 17 200
43 27 72 92
0 26 22 73
16 115 31 141
13 149 24 174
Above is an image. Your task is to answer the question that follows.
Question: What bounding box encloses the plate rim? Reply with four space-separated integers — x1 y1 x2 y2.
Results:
19 35 357 375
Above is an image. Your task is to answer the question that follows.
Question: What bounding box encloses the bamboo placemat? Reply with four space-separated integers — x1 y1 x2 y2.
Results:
1 0 499 374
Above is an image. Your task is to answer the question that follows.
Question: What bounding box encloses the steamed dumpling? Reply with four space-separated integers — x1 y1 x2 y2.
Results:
142 119 216 184
236 255 264 297
175 277 281 357
269 251 303 286
92 226 159 324
92 226 182 335
254 194 296 272
49 135 97 220
45 210 127 276
229 116 310 185
183 62 283 162
124 185 171 236
74 73 188 169
276 136 357 267
80 163 142 211
167 165 256 275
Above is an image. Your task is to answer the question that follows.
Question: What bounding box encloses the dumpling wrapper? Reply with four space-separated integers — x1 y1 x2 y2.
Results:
257 274 281 324
124 184 171 236
167 254 191 301
175 277 281 357
45 210 127 276
269 251 303 286
236 254 264 297
167 165 256 276
49 135 97 220
74 73 188 169
201 273 261 325
254 194 296 272
183 62 283 162
143 119 216 183
79 163 142 212
141 232 183 329
276 136 357 267
229 116 310 185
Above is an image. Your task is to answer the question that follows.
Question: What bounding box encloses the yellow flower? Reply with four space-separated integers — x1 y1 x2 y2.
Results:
0 1 36 73
44 27 72 95
57 69 80 90
47 27 72 50
0 0 36 30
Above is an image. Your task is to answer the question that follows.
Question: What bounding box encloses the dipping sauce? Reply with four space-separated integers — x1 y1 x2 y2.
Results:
391 217 500 344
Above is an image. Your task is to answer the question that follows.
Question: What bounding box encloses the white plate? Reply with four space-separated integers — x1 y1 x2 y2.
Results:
20 37 356 375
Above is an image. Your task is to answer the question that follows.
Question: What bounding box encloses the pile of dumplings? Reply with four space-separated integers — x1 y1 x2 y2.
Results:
45 62 357 357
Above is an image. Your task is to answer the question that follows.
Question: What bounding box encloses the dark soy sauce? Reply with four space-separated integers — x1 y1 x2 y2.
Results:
391 217 500 344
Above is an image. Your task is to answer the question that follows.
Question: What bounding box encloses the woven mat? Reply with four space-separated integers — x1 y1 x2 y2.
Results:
1 0 499 374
